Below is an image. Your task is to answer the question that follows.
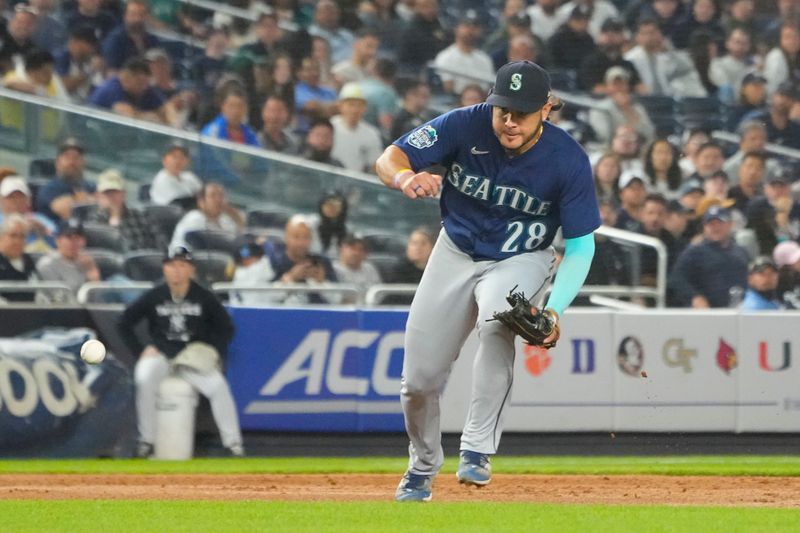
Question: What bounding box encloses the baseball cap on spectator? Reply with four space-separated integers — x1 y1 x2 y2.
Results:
58 137 84 155
487 61 554 113
458 10 481 26
69 25 99 46
144 48 170 63
0 176 31 197
765 172 789 185
507 13 531 28
56 218 85 237
601 18 625 33
604 66 630 84
679 178 704 197
14 3 39 15
339 82 367 101
705 170 729 182
741 72 767 86
164 245 194 263
164 141 190 155
618 170 646 190
97 169 125 192
341 233 366 247
702 205 732 223
569 5 591 20
666 199 691 214
775 82 797 99
749 256 777 274
773 241 800 267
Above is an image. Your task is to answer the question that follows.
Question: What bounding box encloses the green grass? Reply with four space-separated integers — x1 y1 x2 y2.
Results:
3 500 800 533
2 455 800 476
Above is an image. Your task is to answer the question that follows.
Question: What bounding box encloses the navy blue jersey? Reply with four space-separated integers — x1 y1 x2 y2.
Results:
393 103 601 261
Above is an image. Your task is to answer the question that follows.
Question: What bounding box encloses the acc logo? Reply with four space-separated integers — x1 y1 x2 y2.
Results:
716 338 738 374
662 339 697 373
617 336 644 376
510 73 522 91
407 125 438 149
524 344 551 377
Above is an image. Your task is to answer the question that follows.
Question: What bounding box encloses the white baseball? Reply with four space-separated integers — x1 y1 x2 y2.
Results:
80 339 106 364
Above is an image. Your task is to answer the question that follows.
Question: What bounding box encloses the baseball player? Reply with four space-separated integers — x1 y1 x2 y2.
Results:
375 61 601 502
118 246 244 458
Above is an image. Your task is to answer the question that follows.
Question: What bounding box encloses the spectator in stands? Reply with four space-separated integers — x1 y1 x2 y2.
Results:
730 72 767 127
676 178 706 218
484 0 527 55
269 215 337 304
742 82 800 149
55 25 103 102
557 0 620 41
434 14 495 95
638 193 678 284
145 48 195 129
118 245 243 459
0 214 39 302
686 30 720 96
741 256 782 310
36 218 100 293
230 241 277 307
677 128 710 177
200 88 260 146
728 151 765 213
687 141 725 181
702 170 730 202
599 125 645 175
582 199 630 289
308 191 348 257
310 35 336 89
390 79 431 141
170 182 244 250
636 0 687 38
300 119 343 167
773 240 800 307
36 138 96 223
624 18 707 97
721 0 757 43
578 18 642 96
723 121 782 184
526 0 563 43
89 57 168 123
588 66 655 145
391 226 435 283
102 0 159 72
708 27 754 104
29 0 65 55
615 171 648 232
150 142 202 209
333 233 381 302
258 53 296 115
189 28 229 114
593 152 622 205
357 0 404 55
672 0 725 50
330 82 383 173
2 48 69 101
258 95 300 154
397 0 449 74
763 0 800 46
65 0 118 43
643 138 682 199
458 84 486 107
332 27 379 88
0 3 38 74
0 175 55 249
360 58 400 135
764 23 800 96
548 6 597 71
488 13 545 71
669 205 749 308
746 173 800 255
86 169 159 251
308 0 354 64
293 56 338 135
664 199 692 257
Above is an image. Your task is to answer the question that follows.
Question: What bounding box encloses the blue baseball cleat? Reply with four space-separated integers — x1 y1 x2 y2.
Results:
456 450 492 486
395 472 433 502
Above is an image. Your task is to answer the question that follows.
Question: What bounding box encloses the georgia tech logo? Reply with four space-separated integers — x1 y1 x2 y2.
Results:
662 339 697 373
510 73 522 91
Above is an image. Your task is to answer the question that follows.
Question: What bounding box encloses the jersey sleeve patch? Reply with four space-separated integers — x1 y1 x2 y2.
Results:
407 125 439 149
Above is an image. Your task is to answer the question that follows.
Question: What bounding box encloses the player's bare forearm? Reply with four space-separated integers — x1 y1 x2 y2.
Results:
375 145 443 199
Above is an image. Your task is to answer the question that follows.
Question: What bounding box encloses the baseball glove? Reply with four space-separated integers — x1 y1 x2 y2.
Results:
487 286 560 348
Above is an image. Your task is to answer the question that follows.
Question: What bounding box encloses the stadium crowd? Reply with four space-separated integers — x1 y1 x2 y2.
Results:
1 0 800 310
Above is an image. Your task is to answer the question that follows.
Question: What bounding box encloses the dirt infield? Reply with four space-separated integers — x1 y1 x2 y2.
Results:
2 474 800 507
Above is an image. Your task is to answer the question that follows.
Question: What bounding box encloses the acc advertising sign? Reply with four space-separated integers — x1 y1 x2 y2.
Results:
226 307 407 431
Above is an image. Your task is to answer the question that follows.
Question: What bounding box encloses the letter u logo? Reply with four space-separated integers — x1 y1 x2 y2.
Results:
759 341 791 371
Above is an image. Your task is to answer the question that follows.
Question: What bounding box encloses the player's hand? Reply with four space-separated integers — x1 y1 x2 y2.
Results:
532 307 560 348
400 171 443 200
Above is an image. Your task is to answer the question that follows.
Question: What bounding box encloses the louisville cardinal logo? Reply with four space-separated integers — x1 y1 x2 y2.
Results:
716 339 738 374
524 344 551 377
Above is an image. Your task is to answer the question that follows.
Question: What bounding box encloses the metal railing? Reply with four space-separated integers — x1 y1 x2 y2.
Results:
0 281 75 303
211 282 361 305
364 284 419 306
712 130 800 162
76 281 155 304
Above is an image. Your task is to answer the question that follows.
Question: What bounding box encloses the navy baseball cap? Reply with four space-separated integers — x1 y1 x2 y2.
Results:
164 246 194 263
486 61 554 113
702 205 732 223
56 218 84 237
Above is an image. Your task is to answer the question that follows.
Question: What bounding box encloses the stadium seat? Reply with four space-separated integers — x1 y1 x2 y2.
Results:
71 202 98 222
192 251 234 287
636 95 679 136
124 250 165 282
138 183 151 202
85 249 124 279
369 254 403 282
678 97 726 132
185 230 239 255
144 204 184 243
246 206 293 229
361 232 407 255
28 158 55 178
83 223 125 253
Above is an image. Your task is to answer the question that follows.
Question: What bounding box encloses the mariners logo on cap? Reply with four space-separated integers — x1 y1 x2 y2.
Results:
407 125 438 149
510 73 522 91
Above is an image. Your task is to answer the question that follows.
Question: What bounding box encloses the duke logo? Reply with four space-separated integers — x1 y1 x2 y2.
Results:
510 73 522 91
407 125 438 149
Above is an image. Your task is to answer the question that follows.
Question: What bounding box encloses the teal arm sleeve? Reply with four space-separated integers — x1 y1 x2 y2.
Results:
545 233 596 316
